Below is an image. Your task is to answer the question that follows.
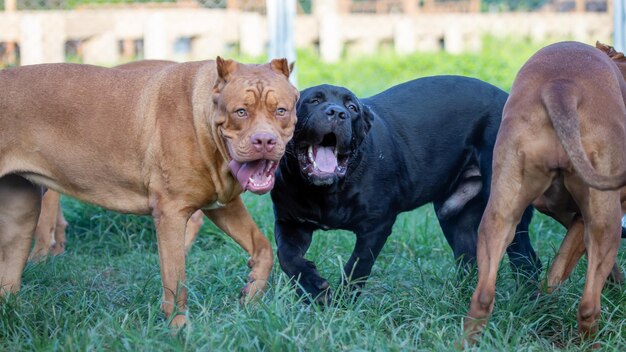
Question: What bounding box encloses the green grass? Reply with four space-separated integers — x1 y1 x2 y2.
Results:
2 37 626 351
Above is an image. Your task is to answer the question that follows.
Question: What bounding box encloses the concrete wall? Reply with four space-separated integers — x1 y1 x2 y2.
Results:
0 9 613 65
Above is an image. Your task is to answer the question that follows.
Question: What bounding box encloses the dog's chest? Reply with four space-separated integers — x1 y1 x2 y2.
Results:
296 216 332 230
294 196 362 231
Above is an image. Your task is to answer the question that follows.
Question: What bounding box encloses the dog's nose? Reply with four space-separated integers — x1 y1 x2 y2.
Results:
251 132 277 152
324 106 347 120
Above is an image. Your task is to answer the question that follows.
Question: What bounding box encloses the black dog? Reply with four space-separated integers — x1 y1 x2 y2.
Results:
271 76 542 301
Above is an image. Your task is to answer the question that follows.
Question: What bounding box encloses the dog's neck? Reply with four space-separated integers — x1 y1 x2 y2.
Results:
191 63 243 204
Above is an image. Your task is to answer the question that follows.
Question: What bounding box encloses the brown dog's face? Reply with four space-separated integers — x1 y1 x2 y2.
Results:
213 57 299 194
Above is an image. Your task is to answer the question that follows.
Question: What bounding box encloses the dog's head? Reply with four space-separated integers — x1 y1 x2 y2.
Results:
213 57 299 194
289 84 374 186
596 41 626 79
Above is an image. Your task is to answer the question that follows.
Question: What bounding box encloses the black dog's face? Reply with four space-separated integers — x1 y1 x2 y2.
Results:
292 85 373 186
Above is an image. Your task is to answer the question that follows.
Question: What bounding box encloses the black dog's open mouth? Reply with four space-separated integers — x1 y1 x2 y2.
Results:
297 133 349 183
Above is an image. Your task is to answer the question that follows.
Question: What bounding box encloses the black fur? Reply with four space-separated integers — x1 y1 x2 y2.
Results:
271 76 541 300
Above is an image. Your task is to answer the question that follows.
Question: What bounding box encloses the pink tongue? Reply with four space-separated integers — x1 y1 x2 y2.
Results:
229 159 267 190
314 146 337 173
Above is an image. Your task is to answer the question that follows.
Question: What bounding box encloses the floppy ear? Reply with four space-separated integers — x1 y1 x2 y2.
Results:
270 58 291 78
353 104 374 145
361 104 374 132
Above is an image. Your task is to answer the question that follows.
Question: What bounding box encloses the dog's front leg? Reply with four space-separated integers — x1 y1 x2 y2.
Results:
203 196 272 300
152 206 189 328
341 222 394 295
275 219 329 303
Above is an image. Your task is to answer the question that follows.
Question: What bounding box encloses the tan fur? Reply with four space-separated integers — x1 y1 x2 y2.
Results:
463 42 626 346
29 60 203 260
29 190 67 260
0 57 299 327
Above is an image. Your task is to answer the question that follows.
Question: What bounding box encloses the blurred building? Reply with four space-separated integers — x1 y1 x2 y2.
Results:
0 0 616 66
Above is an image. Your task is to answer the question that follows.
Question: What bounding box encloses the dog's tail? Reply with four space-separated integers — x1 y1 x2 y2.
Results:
542 79 626 190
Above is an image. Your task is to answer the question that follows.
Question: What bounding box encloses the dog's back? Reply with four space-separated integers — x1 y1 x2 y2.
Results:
0 61 213 212
504 42 626 190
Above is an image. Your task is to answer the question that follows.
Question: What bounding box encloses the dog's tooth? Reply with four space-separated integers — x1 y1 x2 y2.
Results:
334 147 338 158
313 161 318 170
308 145 313 162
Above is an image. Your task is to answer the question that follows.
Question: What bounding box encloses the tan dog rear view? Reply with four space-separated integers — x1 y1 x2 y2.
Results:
0 58 299 327
463 41 626 345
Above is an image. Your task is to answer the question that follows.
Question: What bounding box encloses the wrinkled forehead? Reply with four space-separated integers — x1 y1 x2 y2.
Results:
302 85 357 103
222 74 297 106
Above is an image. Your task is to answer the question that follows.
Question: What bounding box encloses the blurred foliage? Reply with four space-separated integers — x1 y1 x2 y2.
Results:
296 36 551 96
3 0 560 12
5 0 313 11
482 0 548 11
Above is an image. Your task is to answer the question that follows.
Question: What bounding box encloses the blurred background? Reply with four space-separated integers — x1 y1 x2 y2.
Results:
2 2 626 350
0 0 624 74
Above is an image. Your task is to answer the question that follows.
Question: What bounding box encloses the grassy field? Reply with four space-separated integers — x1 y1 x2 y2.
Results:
1 37 626 351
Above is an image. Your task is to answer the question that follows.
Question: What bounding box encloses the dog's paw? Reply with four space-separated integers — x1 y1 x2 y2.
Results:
297 275 331 305
49 241 66 256
239 279 267 304
167 314 188 334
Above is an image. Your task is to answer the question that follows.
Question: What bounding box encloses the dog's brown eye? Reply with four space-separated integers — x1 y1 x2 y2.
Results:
235 108 247 118
348 104 358 112
276 108 287 117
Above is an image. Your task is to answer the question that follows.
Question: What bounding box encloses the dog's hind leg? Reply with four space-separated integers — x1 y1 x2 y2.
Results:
547 217 624 286
463 131 554 343
30 190 61 260
546 216 585 292
435 198 480 268
568 183 621 339
505 206 542 281
437 195 540 282
0 175 42 296
50 202 68 256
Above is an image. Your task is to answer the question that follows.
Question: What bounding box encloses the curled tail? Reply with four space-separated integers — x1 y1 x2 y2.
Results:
542 79 626 190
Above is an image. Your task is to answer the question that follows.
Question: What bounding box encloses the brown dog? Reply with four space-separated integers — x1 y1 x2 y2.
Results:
28 60 206 261
463 41 626 345
0 57 299 327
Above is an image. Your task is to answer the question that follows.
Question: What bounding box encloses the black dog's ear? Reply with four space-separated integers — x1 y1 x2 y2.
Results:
353 104 374 144
362 104 374 131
